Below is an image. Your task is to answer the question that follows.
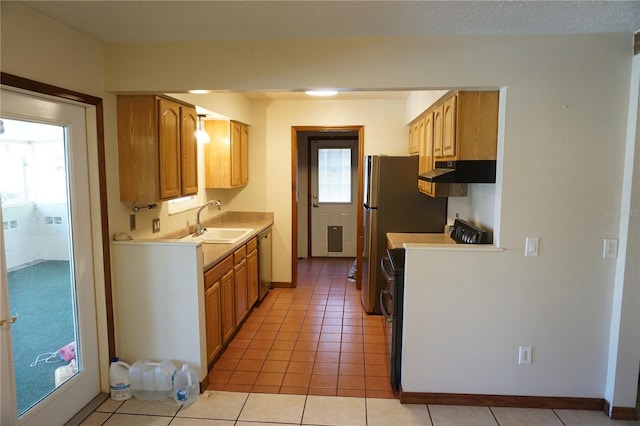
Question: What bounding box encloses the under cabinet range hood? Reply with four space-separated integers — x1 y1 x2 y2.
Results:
418 160 497 184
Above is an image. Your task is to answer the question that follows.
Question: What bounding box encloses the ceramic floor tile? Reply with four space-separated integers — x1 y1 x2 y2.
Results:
554 409 636 425
366 398 431 426
103 413 172 426
302 395 366 426
79 412 111 425
95 398 124 413
176 390 248 420
491 407 563 425
115 398 181 417
237 393 307 423
429 404 497 426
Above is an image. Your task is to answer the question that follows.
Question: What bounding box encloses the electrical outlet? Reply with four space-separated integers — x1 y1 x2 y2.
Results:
130 214 136 231
519 346 532 365
152 218 160 233
603 238 618 258
525 237 539 256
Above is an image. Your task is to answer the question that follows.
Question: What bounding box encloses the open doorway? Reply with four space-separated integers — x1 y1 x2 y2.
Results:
291 126 364 290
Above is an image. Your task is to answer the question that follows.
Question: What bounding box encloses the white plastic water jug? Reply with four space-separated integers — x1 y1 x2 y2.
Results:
129 359 177 400
109 357 131 401
172 364 199 405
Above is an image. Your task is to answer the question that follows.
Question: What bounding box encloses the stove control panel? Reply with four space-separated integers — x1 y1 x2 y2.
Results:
450 219 490 244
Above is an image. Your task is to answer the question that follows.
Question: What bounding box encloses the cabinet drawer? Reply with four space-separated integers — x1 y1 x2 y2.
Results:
234 245 247 263
246 237 257 253
205 255 233 289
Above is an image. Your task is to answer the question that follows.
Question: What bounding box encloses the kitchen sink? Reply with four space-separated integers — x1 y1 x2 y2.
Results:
181 228 253 244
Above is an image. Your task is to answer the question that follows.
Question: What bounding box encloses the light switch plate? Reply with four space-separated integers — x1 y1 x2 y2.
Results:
603 238 618 258
525 237 539 256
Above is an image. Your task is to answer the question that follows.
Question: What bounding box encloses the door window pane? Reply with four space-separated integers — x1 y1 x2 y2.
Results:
1 118 79 416
318 148 351 203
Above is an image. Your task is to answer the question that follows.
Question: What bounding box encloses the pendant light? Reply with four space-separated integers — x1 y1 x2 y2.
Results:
196 114 210 144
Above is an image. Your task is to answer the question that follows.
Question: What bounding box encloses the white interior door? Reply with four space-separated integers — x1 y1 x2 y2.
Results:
0 89 100 425
310 140 358 257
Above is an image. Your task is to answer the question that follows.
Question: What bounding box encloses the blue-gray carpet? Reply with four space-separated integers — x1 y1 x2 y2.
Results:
8 260 75 415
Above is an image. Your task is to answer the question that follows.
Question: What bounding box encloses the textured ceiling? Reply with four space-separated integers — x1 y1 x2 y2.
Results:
18 1 640 101
21 1 640 44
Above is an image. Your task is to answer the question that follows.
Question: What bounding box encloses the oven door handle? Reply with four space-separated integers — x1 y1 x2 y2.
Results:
380 256 394 283
379 289 393 323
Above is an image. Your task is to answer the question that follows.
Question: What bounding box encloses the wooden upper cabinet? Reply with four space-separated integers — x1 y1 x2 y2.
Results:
204 120 249 189
435 91 499 162
414 90 498 198
117 95 198 202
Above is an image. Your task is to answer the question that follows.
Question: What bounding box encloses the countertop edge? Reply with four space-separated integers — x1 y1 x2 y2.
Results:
403 242 504 252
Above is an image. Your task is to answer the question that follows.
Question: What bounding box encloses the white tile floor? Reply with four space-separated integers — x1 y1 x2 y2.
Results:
81 390 640 426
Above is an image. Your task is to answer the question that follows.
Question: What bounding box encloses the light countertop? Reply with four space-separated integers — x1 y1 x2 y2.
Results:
387 232 503 252
115 211 275 271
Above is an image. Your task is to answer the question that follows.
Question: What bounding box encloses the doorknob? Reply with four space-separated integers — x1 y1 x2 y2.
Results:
0 315 17 327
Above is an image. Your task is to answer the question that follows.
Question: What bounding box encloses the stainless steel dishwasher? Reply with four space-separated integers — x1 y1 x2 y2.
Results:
257 226 272 302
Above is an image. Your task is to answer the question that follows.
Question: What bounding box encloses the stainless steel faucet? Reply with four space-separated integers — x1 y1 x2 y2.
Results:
193 200 222 237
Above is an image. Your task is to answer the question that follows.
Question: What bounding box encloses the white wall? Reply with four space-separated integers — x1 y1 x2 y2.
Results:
101 33 637 405
2 204 70 269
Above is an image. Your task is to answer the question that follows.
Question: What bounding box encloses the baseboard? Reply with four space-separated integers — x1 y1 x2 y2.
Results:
399 391 605 412
199 375 210 394
271 281 294 288
610 406 639 420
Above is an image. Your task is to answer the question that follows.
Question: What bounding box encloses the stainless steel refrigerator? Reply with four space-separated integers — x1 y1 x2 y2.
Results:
361 155 447 314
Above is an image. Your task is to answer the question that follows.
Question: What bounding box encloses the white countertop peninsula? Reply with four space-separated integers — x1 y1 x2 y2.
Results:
387 232 509 400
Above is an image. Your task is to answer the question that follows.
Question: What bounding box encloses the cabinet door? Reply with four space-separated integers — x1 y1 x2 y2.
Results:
234 245 248 324
408 121 420 155
418 113 434 197
205 282 222 365
180 106 198 196
442 94 457 158
158 99 182 200
221 269 235 343
230 121 242 187
247 241 258 307
240 123 249 185
433 104 444 158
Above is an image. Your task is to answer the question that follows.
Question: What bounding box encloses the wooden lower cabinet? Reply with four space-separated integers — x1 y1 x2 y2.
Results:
203 238 262 367
247 238 258 307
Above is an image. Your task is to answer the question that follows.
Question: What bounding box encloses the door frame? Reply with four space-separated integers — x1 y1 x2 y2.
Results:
291 125 364 289
0 74 114 366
